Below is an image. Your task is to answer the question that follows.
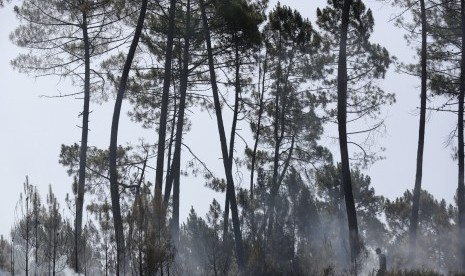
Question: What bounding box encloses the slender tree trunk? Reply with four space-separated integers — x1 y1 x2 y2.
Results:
109 1 148 275
48 223 52 276
26 188 29 276
154 0 177 215
408 0 427 266
11 237 14 276
34 194 38 276
223 36 241 240
337 0 360 270
165 95 177 194
199 0 245 271
248 53 266 241
458 0 465 271
52 218 57 276
250 52 267 202
162 0 192 245
267 82 282 234
267 47 294 235
75 9 91 273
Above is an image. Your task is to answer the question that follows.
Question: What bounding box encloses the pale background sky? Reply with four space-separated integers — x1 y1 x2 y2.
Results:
0 0 457 238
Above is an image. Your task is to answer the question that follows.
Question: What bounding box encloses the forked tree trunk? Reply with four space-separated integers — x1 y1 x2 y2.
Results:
408 0 427 265
248 52 267 241
199 0 245 271
154 0 177 214
163 0 192 244
337 0 360 270
109 1 148 274
223 36 241 240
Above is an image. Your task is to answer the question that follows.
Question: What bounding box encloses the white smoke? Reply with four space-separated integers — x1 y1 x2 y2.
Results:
359 247 380 276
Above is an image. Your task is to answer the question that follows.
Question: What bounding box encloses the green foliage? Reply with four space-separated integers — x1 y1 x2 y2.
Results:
214 0 266 46
178 205 235 275
385 190 458 271
317 0 395 166
0 235 12 272
251 3 332 195
316 164 387 246
10 0 124 100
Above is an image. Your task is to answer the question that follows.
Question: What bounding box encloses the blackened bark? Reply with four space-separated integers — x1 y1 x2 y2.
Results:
223 36 241 240
337 0 360 269
408 0 427 265
458 0 465 271
248 53 267 241
75 9 91 273
154 0 177 214
165 95 177 192
163 0 192 244
199 0 245 271
109 1 148 275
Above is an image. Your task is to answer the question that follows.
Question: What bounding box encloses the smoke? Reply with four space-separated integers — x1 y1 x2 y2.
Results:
359 247 380 276
60 267 86 276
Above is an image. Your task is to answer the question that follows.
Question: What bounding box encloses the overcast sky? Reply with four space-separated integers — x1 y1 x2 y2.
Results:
0 0 458 238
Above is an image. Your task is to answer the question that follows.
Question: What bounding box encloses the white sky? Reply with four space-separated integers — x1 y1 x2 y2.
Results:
0 0 458 238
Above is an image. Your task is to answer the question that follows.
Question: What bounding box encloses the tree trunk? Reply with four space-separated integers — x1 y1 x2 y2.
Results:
109 1 148 275
52 219 57 276
248 52 266 241
26 185 29 276
165 95 177 194
33 193 38 276
337 0 360 270
458 0 465 271
199 0 245 271
267 46 294 235
408 0 427 266
11 237 14 276
162 0 192 245
223 36 241 240
75 9 91 273
154 0 177 216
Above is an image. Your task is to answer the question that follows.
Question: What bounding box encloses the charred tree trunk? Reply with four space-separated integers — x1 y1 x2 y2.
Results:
337 0 360 270
154 0 177 213
109 1 148 275
223 35 241 240
75 9 91 273
163 0 192 244
199 0 245 271
458 0 465 271
408 0 427 265
248 52 267 241
165 95 177 192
